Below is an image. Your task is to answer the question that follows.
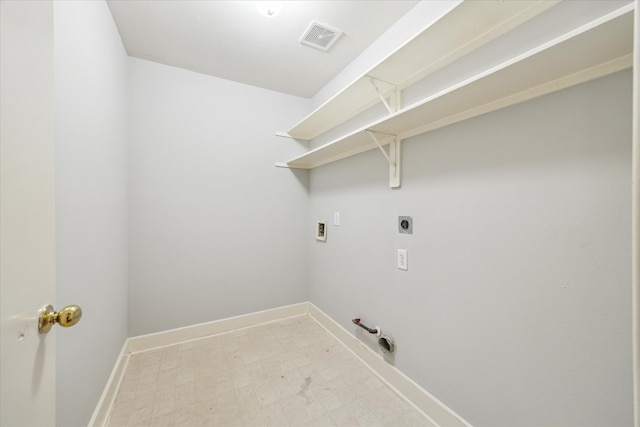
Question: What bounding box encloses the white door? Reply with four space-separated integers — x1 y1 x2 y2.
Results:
0 1 57 425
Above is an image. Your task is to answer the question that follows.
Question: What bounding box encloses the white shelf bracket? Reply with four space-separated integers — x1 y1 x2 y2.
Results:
367 76 398 114
366 130 402 188
275 131 293 138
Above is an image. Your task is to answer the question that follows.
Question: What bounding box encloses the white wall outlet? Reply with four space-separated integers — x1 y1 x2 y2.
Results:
334 211 340 226
397 249 408 270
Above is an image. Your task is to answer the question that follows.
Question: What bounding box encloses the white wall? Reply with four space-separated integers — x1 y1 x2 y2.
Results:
308 70 633 425
128 59 310 336
54 2 129 426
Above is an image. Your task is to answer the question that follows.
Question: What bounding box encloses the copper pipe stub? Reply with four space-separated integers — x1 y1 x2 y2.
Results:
352 318 381 336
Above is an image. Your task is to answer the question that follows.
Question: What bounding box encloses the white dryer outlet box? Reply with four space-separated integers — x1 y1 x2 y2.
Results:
397 249 408 270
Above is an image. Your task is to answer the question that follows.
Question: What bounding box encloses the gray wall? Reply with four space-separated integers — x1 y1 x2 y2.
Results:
54 1 129 426
127 58 310 336
308 70 633 426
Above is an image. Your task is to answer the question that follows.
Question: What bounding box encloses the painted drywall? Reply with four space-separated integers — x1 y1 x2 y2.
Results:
54 1 129 426
128 58 311 336
308 70 632 425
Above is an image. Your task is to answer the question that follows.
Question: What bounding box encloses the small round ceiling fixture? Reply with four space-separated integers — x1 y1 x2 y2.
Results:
255 1 283 18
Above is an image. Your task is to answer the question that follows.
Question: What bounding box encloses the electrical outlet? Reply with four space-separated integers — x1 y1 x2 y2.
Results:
334 211 340 226
397 249 408 270
398 216 412 234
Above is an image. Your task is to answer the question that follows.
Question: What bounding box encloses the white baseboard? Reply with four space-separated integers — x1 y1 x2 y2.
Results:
127 302 309 353
89 301 469 427
88 339 131 427
307 303 470 427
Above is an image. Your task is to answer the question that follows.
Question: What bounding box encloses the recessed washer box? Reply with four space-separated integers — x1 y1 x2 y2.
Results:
316 220 327 241
398 216 412 234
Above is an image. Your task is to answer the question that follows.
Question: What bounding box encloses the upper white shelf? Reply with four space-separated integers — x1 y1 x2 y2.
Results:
284 0 559 141
278 4 633 170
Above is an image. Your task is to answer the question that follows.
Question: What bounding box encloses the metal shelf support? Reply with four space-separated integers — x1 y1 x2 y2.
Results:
366 130 401 188
367 76 398 114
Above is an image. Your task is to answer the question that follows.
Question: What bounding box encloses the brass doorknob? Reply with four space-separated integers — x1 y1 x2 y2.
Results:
38 304 82 334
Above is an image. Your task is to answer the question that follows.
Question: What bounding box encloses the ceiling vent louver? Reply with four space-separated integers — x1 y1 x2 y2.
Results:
300 22 342 52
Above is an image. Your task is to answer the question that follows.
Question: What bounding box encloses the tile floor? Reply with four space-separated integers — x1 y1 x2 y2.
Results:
106 315 434 427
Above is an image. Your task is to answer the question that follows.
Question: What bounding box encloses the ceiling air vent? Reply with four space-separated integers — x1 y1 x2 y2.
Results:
300 22 342 52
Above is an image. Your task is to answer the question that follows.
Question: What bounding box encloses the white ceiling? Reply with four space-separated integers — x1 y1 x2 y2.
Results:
106 1 419 98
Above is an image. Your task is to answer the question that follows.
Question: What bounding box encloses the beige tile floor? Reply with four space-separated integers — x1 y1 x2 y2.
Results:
106 315 434 427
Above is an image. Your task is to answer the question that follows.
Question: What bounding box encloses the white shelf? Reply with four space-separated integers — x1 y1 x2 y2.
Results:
277 5 633 171
284 0 559 141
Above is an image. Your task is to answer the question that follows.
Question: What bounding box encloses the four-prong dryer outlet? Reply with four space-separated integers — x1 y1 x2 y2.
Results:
398 216 412 234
